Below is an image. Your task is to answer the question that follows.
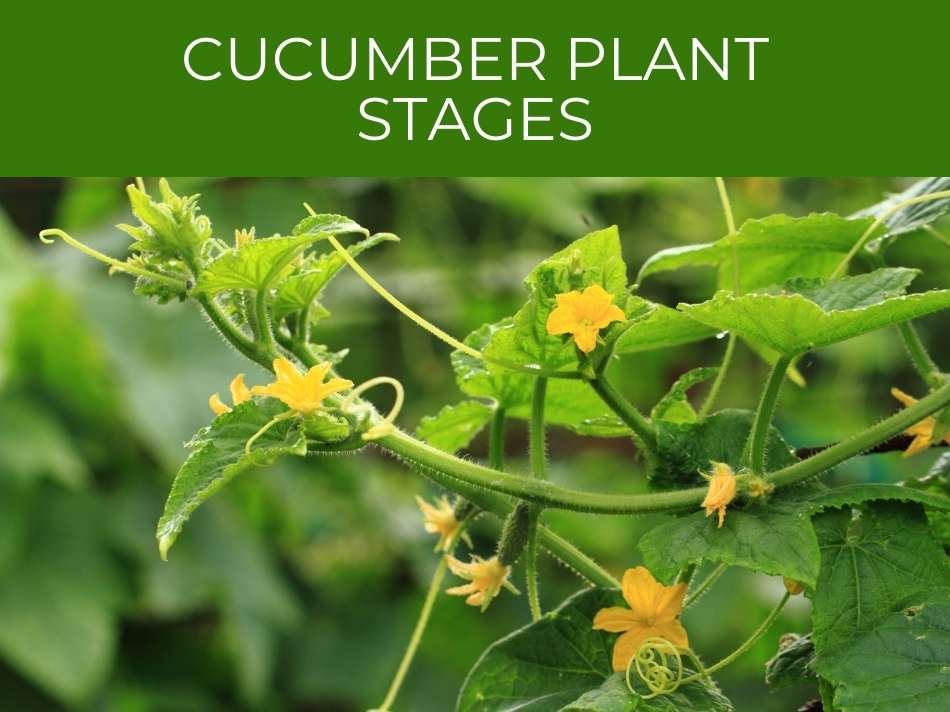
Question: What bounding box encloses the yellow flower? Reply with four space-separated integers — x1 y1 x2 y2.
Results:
891 387 950 457
593 567 689 672
546 285 625 353
251 358 352 414
446 555 518 611
415 495 462 552
702 461 737 528
208 374 252 415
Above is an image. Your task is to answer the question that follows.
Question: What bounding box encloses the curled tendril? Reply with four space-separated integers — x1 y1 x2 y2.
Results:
340 376 405 440
625 637 709 700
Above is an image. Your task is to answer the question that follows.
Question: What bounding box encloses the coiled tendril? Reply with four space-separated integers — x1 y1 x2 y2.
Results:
625 637 709 699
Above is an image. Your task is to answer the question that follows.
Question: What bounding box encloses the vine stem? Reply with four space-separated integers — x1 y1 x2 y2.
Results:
374 554 450 711
746 355 792 473
489 407 507 471
378 378 950 514
681 592 790 683
700 177 741 417
831 189 950 278
866 250 944 388
525 377 548 621
683 563 727 608
589 375 658 454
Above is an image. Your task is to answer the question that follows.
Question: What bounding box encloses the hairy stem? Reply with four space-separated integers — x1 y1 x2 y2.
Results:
375 557 448 711
489 407 507 471
525 377 548 621
589 376 658 454
699 335 736 418
377 378 950 514
195 293 273 367
746 355 791 473
683 563 727 608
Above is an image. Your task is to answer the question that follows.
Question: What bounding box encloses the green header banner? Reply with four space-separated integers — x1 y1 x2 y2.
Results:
4 1 947 175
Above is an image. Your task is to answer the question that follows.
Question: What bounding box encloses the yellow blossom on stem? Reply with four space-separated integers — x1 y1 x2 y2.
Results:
446 555 518 611
891 387 950 457
702 461 737 528
234 227 255 247
208 374 252 415
545 284 625 353
415 495 463 552
251 358 352 414
593 567 689 672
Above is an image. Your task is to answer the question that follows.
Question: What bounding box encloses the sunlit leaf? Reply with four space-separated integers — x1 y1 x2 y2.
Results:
194 235 322 294
416 400 494 454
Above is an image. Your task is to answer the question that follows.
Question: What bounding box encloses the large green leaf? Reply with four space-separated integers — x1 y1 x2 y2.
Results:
155 399 307 559
810 502 948 662
457 588 733 712
291 212 370 239
637 214 874 293
416 400 495 453
853 177 950 244
613 301 717 355
194 234 323 294
818 588 950 712
679 277 950 356
271 232 398 322
638 495 820 586
651 409 798 490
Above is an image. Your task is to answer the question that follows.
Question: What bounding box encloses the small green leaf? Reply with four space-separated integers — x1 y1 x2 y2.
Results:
416 400 494 453
637 214 874 293
853 177 950 244
195 234 322 294
765 633 816 692
651 409 797 490
457 587 733 712
155 399 307 559
903 452 950 546
121 179 212 263
291 213 369 238
651 367 719 424
452 320 620 436
818 588 950 712
613 301 718 354
271 232 398 323
679 279 950 356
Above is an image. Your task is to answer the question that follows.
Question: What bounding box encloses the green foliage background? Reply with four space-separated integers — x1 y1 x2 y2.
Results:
0 177 946 711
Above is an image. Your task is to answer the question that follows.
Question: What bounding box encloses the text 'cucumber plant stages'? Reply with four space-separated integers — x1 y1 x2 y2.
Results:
41 177 950 712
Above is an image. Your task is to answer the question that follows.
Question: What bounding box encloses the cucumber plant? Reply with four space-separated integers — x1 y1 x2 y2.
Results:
42 177 950 711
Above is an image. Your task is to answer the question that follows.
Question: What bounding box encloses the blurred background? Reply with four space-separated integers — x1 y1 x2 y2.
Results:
0 177 946 712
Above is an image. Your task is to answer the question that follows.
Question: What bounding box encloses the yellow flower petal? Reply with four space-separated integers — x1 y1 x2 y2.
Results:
573 327 599 353
230 374 251 404
611 626 653 672
273 357 302 383
891 387 918 408
702 462 737 527
209 393 230 415
592 606 639 633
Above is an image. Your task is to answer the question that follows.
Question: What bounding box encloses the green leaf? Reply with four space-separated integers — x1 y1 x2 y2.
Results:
651 409 797 490
452 320 620 436
637 214 874 293
638 492 820 586
853 177 950 244
271 232 398 323
810 501 949 661
416 400 495 453
779 268 920 310
155 399 307 559
613 301 718 354
0 489 124 706
194 234 322 294
487 226 629 372
679 280 950 357
651 367 719 424
818 588 950 712
765 633 816 692
291 213 369 238
457 587 733 712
